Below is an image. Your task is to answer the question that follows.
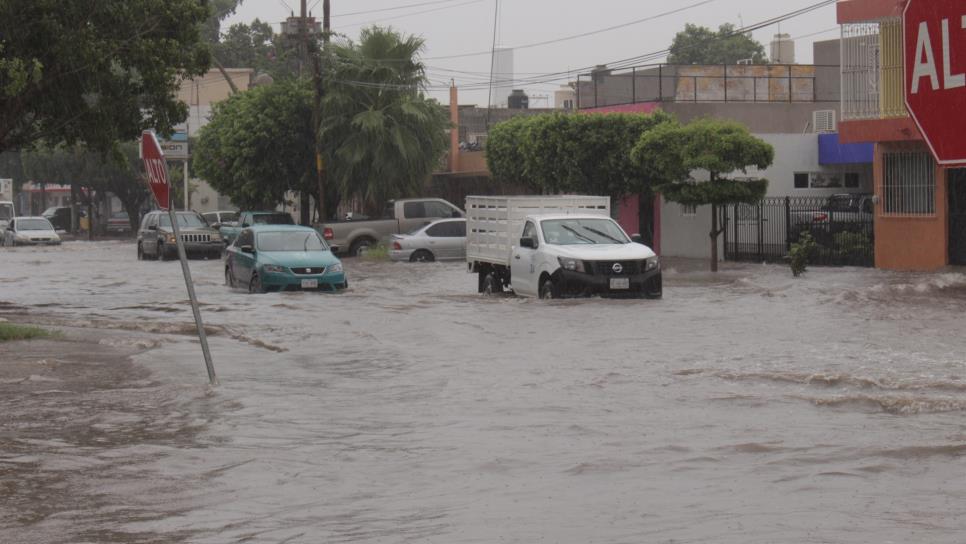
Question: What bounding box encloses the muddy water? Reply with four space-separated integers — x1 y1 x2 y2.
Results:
1 241 965 543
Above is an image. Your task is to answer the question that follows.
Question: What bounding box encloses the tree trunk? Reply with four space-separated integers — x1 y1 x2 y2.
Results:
211 57 239 95
710 202 719 272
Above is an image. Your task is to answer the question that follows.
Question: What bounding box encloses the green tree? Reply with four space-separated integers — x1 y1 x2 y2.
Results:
0 0 211 154
193 79 315 210
667 23 767 65
210 19 300 80
632 118 774 271
320 27 450 213
486 111 675 199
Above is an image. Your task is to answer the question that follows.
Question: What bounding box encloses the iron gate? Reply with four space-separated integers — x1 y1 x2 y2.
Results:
723 196 875 267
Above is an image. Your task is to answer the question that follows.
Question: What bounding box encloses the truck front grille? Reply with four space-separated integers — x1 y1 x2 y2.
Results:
181 234 211 243
591 260 642 276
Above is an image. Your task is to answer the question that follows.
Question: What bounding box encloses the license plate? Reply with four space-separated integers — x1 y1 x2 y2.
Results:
609 277 630 290
300 279 318 289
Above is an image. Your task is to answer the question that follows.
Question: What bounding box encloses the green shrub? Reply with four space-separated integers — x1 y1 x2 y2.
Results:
360 243 390 262
789 232 818 277
0 322 51 342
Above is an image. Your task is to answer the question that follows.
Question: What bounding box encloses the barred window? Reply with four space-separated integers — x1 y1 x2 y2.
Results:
680 204 697 217
882 152 935 215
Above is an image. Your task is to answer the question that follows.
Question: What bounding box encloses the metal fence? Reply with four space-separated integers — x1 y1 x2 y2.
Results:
723 197 874 267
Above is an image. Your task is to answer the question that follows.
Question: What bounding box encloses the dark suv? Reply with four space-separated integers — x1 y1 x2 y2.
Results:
137 211 224 260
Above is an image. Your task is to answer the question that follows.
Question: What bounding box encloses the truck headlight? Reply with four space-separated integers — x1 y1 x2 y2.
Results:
558 257 586 273
210 232 222 241
645 257 660 271
166 234 176 243
326 262 343 274
262 264 286 273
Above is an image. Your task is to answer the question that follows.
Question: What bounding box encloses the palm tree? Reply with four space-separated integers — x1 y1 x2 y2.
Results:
321 27 449 214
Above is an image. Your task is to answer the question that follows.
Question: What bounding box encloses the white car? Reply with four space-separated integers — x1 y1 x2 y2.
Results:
389 218 466 262
2 216 61 246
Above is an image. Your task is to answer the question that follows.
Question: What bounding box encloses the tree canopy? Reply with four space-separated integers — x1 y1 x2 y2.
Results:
486 111 676 199
667 23 767 65
320 27 450 212
632 117 773 271
210 19 300 80
193 79 316 210
0 0 212 154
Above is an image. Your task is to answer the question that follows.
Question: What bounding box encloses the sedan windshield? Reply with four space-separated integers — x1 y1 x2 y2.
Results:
18 219 53 231
159 213 206 228
257 231 327 252
541 218 630 245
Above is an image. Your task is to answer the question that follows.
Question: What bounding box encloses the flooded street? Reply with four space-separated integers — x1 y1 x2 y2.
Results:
2 241 965 543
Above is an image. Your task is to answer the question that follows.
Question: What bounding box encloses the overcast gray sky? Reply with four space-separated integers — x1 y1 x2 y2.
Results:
224 0 839 106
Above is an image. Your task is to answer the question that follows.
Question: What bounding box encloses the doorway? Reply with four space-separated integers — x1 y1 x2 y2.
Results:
949 169 966 265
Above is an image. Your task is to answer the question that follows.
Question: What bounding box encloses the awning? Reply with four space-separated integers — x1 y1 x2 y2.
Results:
818 133 873 165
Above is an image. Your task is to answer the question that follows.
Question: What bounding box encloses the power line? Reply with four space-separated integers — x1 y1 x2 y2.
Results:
333 0 469 18
337 0 485 30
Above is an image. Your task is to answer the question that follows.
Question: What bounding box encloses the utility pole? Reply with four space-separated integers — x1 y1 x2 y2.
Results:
310 1 329 223
298 0 311 225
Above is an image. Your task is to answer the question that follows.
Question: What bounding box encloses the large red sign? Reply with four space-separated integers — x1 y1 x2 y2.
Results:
141 130 170 209
904 0 966 165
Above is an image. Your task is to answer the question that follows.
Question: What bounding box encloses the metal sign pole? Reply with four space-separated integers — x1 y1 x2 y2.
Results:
166 165 217 386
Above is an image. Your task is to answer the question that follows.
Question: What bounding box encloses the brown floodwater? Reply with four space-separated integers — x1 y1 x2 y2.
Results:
1 241 965 543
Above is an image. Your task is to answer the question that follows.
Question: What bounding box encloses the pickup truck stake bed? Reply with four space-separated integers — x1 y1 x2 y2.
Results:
466 196 662 299
319 198 463 256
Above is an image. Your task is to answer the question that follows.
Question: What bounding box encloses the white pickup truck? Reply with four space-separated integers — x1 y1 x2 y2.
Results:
466 196 662 299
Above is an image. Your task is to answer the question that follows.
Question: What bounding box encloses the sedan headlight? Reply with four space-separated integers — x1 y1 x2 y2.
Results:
645 257 660 271
558 257 586 273
15 233 29 241
262 264 287 273
326 262 344 274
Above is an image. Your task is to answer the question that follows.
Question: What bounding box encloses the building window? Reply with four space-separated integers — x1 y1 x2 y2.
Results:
845 172 860 188
680 204 697 217
794 173 809 189
882 152 935 215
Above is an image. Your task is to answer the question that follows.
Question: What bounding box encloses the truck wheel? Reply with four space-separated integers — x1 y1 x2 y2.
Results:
154 242 163 261
137 243 144 260
349 238 374 257
410 249 434 263
539 278 557 300
225 266 235 288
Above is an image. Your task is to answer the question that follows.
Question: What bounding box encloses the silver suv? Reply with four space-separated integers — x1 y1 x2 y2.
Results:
137 211 224 260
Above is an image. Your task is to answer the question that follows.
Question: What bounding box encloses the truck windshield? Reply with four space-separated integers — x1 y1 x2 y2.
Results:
257 231 327 252
159 213 206 228
541 218 629 245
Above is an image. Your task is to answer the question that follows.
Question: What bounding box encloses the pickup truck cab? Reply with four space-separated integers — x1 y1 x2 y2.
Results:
320 198 463 256
467 196 662 299
790 193 874 244
219 211 294 246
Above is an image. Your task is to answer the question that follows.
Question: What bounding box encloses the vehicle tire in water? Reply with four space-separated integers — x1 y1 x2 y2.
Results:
349 238 374 257
154 243 162 261
225 267 235 288
249 274 263 294
410 249 434 263
482 273 500 295
539 278 556 300
137 243 144 260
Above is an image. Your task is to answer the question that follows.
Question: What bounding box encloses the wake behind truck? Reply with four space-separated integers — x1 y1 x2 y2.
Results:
466 195 662 299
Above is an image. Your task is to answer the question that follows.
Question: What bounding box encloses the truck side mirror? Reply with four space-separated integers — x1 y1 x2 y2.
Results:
241 223 250 228
631 233 643 244
520 237 536 249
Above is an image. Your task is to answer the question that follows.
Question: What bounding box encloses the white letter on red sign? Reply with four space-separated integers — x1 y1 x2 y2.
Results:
912 21 940 93
942 18 965 89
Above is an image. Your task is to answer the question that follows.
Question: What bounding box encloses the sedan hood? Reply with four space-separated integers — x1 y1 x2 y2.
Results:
550 243 656 261
258 250 341 267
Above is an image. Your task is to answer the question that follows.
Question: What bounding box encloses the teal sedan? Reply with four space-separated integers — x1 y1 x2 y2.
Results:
225 225 347 293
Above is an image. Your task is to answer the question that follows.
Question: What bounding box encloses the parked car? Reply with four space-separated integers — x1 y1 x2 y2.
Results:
790 193 874 243
2 216 61 246
202 210 239 228
466 196 661 299
0 201 14 232
224 225 347 293
319 198 463 256
219 211 294 246
106 211 132 233
41 206 85 231
390 218 467 262
136 210 224 260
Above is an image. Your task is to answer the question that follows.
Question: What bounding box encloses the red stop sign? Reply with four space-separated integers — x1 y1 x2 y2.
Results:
904 0 966 165
141 130 170 209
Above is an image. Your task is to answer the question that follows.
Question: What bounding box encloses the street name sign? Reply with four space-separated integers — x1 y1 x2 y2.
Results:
904 0 966 165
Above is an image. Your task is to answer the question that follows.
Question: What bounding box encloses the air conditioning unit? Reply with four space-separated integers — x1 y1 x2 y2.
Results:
813 109 837 133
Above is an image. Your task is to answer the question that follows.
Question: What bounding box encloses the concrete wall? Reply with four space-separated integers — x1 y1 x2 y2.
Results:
176 69 252 107
661 101 839 134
